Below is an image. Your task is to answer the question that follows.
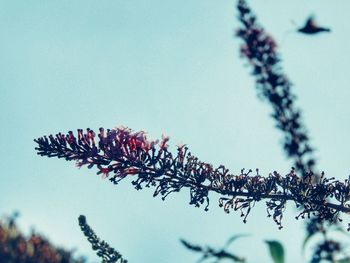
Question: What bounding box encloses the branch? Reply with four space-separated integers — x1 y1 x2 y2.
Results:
35 127 350 229
236 0 316 175
180 239 245 262
236 1 347 261
78 215 127 263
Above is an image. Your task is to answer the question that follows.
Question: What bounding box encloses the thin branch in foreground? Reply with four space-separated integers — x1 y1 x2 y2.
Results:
35 127 350 229
180 238 245 262
78 215 127 263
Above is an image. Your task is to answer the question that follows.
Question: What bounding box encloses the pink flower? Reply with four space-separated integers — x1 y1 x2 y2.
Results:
124 167 139 175
98 167 110 179
176 143 186 150
160 134 170 150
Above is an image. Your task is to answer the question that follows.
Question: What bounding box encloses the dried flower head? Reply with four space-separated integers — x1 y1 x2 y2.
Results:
35 127 350 230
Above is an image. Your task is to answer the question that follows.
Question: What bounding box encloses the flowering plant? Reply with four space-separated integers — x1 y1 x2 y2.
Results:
34 126 350 231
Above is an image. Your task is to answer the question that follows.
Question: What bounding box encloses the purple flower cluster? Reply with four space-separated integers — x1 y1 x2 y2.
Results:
236 1 347 261
35 127 350 230
237 0 315 175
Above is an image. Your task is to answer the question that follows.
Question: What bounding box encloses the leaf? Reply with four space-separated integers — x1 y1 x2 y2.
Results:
180 239 245 262
302 233 314 253
301 230 323 255
224 234 250 249
180 239 203 252
265 240 284 263
214 250 245 262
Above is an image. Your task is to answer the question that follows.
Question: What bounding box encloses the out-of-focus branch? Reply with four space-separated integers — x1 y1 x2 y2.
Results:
236 0 316 176
180 238 245 262
78 215 127 263
235 1 348 262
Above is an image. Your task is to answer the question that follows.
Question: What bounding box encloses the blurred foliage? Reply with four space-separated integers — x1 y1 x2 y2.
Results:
180 235 248 262
78 215 127 263
0 212 86 263
265 240 284 263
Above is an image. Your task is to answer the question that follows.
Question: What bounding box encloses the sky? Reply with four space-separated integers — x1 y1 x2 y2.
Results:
1 0 350 262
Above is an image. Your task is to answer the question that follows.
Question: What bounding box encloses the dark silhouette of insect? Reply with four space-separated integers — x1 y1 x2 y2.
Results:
298 16 331 34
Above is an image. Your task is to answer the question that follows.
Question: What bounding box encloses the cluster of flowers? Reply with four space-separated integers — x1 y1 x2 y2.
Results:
0 214 85 263
78 215 127 263
236 2 346 261
236 0 315 174
35 127 350 230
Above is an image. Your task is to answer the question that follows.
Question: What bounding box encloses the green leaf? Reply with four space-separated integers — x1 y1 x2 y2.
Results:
302 233 313 253
179 239 203 252
336 258 350 263
265 240 284 263
224 234 250 249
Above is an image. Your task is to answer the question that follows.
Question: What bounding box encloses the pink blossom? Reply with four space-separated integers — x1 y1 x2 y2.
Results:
98 167 110 179
160 134 170 150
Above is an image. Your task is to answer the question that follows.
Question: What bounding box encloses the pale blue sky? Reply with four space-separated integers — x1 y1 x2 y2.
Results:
1 0 350 262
